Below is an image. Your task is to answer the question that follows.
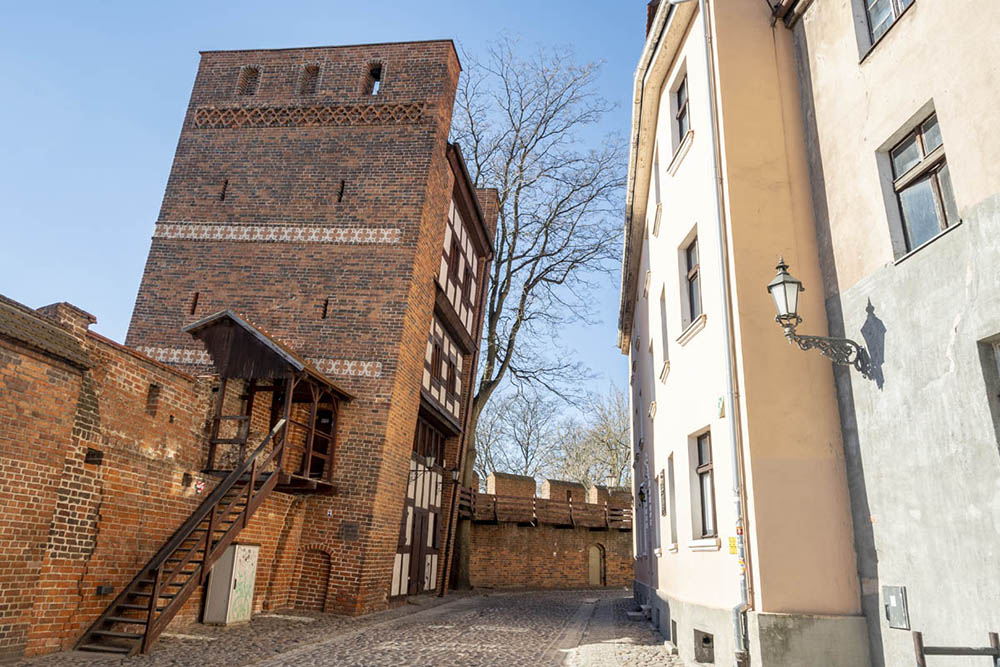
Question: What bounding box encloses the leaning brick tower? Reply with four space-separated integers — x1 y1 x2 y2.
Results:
126 41 496 614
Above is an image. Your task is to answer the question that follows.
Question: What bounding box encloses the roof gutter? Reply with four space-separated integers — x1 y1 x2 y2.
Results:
617 2 676 352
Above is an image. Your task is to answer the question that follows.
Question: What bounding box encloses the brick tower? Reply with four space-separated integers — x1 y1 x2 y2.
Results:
126 41 497 615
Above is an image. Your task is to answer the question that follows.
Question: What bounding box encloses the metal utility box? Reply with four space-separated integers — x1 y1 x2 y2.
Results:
204 543 259 625
883 585 910 630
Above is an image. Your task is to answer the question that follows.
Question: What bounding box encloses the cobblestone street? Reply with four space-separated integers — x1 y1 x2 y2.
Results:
14 589 682 666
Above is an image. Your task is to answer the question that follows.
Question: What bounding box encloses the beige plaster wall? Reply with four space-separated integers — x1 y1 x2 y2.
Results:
712 1 861 616
796 0 1000 295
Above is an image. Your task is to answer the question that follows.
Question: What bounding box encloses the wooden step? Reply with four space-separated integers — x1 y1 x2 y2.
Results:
118 603 150 611
91 630 144 640
129 591 176 599
105 616 148 625
78 643 133 654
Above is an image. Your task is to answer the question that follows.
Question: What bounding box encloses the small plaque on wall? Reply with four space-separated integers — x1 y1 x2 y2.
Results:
338 520 360 542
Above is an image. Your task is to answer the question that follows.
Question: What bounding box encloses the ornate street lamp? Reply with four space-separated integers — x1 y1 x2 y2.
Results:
766 257 872 379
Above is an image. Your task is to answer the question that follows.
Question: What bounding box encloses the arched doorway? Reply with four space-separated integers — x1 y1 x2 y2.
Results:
294 549 331 611
588 544 606 586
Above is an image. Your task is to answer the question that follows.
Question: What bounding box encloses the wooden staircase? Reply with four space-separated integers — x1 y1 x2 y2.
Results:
75 419 287 656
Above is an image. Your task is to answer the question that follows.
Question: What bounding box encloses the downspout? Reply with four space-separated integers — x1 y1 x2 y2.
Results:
695 0 755 663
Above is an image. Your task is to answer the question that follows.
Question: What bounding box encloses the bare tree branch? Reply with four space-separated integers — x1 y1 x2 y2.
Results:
452 36 626 456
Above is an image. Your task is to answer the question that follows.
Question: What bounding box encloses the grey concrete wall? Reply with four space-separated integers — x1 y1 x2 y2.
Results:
749 612 870 667
826 194 1000 667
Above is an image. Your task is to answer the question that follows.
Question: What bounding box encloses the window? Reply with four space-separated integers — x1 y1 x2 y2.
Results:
219 179 228 201
659 470 667 517
189 291 200 316
658 287 669 376
446 359 456 395
321 297 329 319
431 342 443 381
299 65 319 95
684 237 702 324
337 179 346 203
865 0 914 43
449 239 462 281
695 433 716 538
890 114 958 252
364 63 382 95
237 66 260 96
675 75 689 142
667 455 677 545
462 262 475 305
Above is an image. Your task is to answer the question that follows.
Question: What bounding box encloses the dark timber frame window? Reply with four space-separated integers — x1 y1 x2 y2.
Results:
675 75 690 143
865 0 914 43
695 432 716 538
462 261 474 306
684 237 702 324
431 342 443 382
890 113 958 252
449 238 462 281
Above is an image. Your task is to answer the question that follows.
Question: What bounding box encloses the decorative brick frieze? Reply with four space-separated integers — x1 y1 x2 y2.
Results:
136 347 383 378
192 102 425 129
154 223 402 245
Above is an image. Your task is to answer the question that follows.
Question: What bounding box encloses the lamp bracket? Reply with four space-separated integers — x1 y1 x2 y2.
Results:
780 322 872 379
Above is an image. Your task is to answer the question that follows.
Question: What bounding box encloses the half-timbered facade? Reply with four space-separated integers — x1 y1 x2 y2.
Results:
393 145 495 598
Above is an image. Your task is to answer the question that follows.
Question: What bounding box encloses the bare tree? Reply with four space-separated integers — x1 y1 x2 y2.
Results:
556 385 631 488
473 388 563 484
452 37 626 457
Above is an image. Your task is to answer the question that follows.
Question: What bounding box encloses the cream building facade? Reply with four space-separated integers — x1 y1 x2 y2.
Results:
621 1 869 664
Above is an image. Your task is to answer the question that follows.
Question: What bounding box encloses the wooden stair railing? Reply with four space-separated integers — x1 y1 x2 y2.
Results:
75 419 287 656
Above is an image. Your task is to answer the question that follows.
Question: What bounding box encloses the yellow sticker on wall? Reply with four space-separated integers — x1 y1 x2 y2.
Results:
729 537 737 555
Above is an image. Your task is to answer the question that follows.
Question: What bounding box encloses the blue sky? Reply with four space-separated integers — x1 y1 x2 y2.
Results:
0 1 642 389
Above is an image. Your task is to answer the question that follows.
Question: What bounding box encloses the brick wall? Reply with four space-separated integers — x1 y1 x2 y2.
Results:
468 523 632 590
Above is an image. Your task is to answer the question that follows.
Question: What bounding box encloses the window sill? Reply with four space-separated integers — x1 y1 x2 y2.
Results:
668 129 694 176
676 313 707 347
687 536 721 552
667 543 678 553
654 547 663 558
859 1 917 65
659 360 670 383
893 220 963 266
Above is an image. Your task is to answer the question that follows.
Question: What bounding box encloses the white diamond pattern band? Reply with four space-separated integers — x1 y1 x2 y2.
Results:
154 223 401 245
137 347 383 378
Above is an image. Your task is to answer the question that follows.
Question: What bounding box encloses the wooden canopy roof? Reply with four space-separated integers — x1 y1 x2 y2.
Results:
182 310 352 400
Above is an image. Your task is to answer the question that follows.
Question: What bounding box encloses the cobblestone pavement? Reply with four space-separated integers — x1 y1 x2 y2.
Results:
14 589 681 666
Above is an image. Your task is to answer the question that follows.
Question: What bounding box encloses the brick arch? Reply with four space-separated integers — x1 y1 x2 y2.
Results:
294 545 333 611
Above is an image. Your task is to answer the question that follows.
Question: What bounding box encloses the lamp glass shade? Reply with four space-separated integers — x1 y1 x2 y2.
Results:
766 258 803 319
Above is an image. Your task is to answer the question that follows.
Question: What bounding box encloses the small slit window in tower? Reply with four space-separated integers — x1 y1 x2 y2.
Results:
300 64 319 95
365 63 382 95
145 383 161 416
337 180 345 203
238 66 260 96
190 291 200 316
321 298 329 319
219 179 228 201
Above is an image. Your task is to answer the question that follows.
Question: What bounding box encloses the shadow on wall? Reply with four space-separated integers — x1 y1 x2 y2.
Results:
861 299 888 390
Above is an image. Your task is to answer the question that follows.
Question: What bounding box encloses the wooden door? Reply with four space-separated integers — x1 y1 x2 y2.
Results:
408 511 428 595
588 545 605 586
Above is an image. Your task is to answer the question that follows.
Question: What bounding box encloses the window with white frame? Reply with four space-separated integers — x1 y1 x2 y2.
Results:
682 235 702 326
692 432 716 538
667 454 678 545
675 75 689 143
889 113 958 253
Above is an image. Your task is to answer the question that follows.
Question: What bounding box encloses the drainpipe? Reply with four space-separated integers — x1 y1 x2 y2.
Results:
678 0 755 662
